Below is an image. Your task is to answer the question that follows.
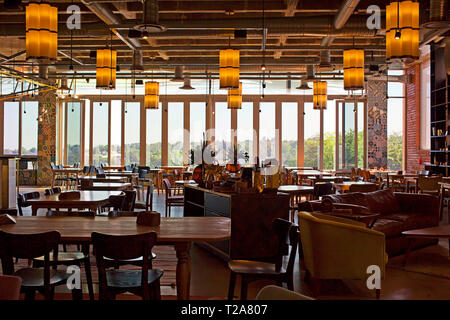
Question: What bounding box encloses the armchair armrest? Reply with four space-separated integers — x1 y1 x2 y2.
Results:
331 203 370 214
311 212 367 228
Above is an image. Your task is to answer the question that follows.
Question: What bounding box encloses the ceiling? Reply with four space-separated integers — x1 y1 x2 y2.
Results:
0 0 448 82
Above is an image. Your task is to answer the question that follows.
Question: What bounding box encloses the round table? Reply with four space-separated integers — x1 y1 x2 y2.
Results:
175 180 197 186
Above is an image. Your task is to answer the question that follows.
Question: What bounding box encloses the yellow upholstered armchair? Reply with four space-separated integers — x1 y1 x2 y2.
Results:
297 211 387 299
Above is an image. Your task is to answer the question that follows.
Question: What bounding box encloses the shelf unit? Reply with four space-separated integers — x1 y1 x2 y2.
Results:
428 41 450 176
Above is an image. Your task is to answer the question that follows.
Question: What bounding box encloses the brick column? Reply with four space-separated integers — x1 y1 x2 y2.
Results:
37 90 57 186
367 80 388 168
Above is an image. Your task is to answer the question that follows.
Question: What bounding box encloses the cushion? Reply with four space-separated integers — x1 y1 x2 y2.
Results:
322 192 368 207
371 219 405 238
383 212 438 230
364 189 401 215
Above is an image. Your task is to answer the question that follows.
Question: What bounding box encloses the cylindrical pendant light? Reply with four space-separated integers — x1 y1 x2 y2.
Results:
386 0 419 60
343 49 365 90
313 80 327 110
145 81 159 109
219 49 239 89
227 82 242 109
96 48 117 89
26 3 58 61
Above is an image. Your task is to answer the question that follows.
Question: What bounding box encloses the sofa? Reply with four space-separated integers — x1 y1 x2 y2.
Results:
298 189 440 256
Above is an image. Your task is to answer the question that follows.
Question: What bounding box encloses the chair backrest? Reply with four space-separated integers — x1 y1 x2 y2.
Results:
91 232 157 294
17 191 40 215
163 178 171 191
313 182 333 197
82 166 90 174
132 167 139 173
145 184 154 211
124 165 132 171
47 210 95 217
52 187 62 194
58 164 64 169
44 188 54 196
58 191 81 200
107 195 127 211
272 218 299 274
96 167 105 175
0 231 60 277
50 162 57 170
138 169 148 179
348 183 377 193
417 176 442 192
0 275 22 300
122 190 137 211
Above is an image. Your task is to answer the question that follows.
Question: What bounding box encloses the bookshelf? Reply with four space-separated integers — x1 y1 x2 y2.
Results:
428 41 450 176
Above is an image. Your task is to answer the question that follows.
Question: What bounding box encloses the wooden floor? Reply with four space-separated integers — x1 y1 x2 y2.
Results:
14 186 450 300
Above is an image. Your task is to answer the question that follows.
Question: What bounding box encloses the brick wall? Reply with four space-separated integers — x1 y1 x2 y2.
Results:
405 64 430 172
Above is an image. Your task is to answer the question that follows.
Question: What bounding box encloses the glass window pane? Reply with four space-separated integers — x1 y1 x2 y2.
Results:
66 102 81 164
215 102 231 165
84 101 90 165
92 102 108 166
168 102 184 166
237 102 254 165
190 102 206 165
21 101 38 156
357 102 365 168
124 102 140 165
282 102 297 166
304 102 320 168
343 102 356 169
3 101 19 154
110 100 122 165
323 101 336 170
388 82 404 97
387 98 403 170
259 102 276 164
146 104 162 167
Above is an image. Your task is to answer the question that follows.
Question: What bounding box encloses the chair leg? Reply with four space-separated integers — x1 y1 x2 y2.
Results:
240 277 248 301
165 203 168 217
84 257 95 301
227 272 236 300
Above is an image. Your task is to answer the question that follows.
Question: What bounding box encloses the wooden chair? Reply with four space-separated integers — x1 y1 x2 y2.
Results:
162 178 184 217
32 210 95 300
227 218 299 300
134 169 151 200
91 232 163 300
122 190 137 211
312 182 333 200
0 230 77 300
17 191 40 216
0 275 22 300
417 176 442 196
101 194 127 213
135 184 154 211
348 183 377 193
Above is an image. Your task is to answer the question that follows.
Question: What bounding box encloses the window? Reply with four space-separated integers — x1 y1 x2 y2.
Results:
21 101 38 155
303 102 320 168
124 102 140 165
237 102 254 164
3 101 19 154
92 102 108 166
146 104 162 167
190 102 206 165
323 100 336 170
259 102 276 164
387 98 404 170
215 102 231 164
168 102 184 166
342 102 356 169
84 101 90 165
282 102 297 166
110 100 122 165
357 102 365 168
66 102 81 164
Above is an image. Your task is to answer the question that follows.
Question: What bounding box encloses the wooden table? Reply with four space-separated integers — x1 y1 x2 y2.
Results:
386 173 418 190
79 176 128 183
0 216 231 300
278 185 314 221
104 171 138 184
175 180 197 186
102 165 125 171
333 181 376 193
79 182 131 191
292 170 332 185
51 168 83 189
25 190 122 216
308 176 351 185
402 225 450 266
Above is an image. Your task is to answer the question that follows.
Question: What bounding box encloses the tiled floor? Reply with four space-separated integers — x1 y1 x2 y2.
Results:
15 186 450 300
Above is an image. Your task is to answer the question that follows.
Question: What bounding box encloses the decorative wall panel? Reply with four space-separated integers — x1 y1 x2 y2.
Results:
37 90 56 185
367 80 388 168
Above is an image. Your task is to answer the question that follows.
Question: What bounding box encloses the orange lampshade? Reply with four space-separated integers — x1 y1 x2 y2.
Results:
227 82 242 109
96 49 117 89
313 81 327 110
26 3 58 60
386 1 419 60
145 81 159 109
343 49 364 90
219 49 239 89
